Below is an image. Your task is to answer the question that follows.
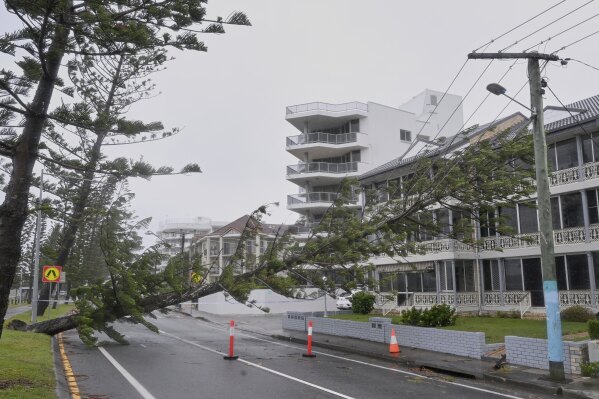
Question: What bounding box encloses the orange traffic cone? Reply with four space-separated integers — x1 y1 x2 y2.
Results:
389 328 400 354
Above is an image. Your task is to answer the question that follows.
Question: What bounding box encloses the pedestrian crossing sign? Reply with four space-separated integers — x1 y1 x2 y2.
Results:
42 265 62 283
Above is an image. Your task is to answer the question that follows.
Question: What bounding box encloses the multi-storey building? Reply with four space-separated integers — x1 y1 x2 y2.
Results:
359 94 599 315
284 89 464 229
156 217 226 271
188 215 290 282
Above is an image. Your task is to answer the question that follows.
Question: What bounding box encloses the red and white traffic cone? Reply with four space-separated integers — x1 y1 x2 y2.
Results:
389 327 400 354
223 320 239 360
302 320 316 358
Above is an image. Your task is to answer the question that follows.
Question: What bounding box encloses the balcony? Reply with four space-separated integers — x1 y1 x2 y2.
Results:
286 161 360 184
286 132 358 146
286 102 368 116
549 160 599 187
286 132 365 159
482 224 598 252
287 192 359 212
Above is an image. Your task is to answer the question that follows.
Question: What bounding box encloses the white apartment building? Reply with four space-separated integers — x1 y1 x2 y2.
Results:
359 94 599 315
188 215 290 282
285 89 464 228
156 217 226 271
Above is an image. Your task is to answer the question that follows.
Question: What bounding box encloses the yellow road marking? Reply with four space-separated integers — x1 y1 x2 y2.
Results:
57 333 81 399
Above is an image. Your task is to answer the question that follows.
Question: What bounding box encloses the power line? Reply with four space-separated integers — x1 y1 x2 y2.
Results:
551 27 599 53
499 0 595 53
567 57 599 71
472 0 567 52
523 11 599 52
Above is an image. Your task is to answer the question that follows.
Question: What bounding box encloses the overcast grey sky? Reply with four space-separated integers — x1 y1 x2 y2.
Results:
2 0 599 236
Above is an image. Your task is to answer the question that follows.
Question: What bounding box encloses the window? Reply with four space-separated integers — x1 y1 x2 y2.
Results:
438 261 454 291
435 208 450 236
479 209 496 238
400 129 412 142
518 202 538 234
350 119 360 133
587 189 599 224
551 197 561 229
483 259 500 291
556 256 567 290
561 192 584 228
593 252 599 289
455 260 475 292
556 138 579 170
499 206 519 234
422 271 436 292
430 95 438 106
504 259 523 290
582 132 599 164
567 254 590 289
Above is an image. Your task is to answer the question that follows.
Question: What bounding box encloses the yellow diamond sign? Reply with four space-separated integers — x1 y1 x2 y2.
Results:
42 266 62 283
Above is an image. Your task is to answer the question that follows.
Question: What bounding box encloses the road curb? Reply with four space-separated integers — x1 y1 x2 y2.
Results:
56 332 82 399
270 334 576 398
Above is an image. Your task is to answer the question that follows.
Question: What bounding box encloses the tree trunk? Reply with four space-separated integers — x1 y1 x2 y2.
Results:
0 21 70 338
37 54 125 316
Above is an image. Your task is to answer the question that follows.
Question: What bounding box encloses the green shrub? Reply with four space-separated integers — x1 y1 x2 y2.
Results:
589 320 599 340
560 305 595 322
581 362 599 377
400 307 423 326
400 304 456 327
351 291 375 314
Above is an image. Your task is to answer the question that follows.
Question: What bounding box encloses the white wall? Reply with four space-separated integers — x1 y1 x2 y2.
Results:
360 102 415 171
399 89 464 139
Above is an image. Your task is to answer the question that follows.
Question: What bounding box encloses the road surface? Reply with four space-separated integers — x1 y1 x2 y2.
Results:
61 312 553 399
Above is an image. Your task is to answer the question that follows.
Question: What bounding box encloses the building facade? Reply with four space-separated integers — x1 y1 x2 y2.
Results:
284 89 464 230
156 217 226 271
359 94 599 315
188 215 290 282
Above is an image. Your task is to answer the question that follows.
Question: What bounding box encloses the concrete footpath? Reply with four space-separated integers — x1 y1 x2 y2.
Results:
187 310 599 399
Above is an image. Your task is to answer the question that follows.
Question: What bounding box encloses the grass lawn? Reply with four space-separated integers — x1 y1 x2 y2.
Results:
443 317 589 343
0 304 75 399
331 313 589 343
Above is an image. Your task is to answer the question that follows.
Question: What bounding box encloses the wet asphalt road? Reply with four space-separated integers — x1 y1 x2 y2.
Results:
61 312 556 399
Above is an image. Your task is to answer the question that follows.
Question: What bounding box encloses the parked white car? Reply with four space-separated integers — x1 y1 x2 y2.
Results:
336 289 362 310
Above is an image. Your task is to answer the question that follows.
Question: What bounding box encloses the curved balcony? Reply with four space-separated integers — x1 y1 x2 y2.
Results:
286 161 360 184
286 132 366 159
287 132 357 146
287 192 359 212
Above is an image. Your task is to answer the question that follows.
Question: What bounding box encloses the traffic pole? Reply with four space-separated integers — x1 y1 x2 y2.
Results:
302 320 316 358
223 320 238 360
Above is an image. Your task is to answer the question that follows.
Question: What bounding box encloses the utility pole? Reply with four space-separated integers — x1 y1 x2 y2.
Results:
468 51 565 381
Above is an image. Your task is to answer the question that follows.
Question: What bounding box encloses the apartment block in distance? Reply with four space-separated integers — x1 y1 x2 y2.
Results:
284 89 464 230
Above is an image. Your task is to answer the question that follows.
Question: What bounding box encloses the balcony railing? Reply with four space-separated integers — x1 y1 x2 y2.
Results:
559 290 594 307
417 238 472 253
549 160 599 187
286 132 358 147
412 292 479 307
287 192 358 205
482 224 597 251
287 161 358 176
286 101 368 115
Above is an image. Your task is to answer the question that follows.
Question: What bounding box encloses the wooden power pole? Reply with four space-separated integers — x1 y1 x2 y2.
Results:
468 51 565 381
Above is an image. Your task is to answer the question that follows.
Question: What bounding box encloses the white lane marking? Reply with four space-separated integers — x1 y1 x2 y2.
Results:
184 319 527 399
97 347 157 399
160 330 356 399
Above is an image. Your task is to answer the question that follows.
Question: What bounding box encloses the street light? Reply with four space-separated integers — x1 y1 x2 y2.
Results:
486 83 533 113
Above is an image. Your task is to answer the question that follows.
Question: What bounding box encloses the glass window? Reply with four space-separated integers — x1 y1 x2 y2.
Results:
499 206 519 234
561 192 584 228
407 273 422 292
551 197 561 229
518 202 538 234
555 138 579 170
483 259 500 291
593 252 599 289
422 271 436 292
479 209 496 238
435 209 450 236
582 135 595 164
400 129 412 142
547 143 557 172
567 254 590 290
439 261 454 291
504 259 523 290
556 256 567 291
430 95 438 106
388 178 401 200
350 119 360 133
587 189 599 224
455 260 475 292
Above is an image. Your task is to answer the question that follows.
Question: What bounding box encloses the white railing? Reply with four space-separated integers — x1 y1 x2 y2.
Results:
287 161 359 176
287 192 358 206
549 166 580 186
286 101 368 115
286 132 358 146
484 291 530 307
584 161 599 180
413 292 438 306
417 239 472 253
518 292 531 318
456 292 479 306
412 292 478 307
591 224 599 242
482 226 588 252
559 290 593 307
